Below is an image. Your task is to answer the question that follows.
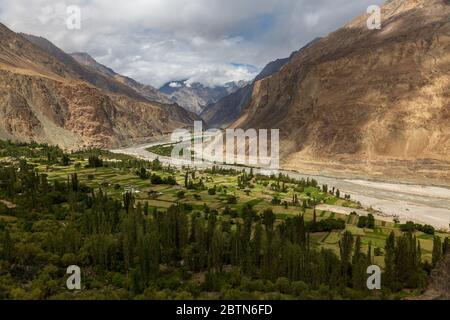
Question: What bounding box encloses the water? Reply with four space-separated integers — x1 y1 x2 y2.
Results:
111 139 450 230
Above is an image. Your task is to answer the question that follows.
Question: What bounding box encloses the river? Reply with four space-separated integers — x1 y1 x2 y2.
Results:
111 137 450 231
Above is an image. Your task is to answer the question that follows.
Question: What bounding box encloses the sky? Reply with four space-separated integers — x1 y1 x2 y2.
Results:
0 0 384 88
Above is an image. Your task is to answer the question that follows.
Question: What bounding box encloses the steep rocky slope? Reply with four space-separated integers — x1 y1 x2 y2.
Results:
200 84 254 128
229 0 450 184
70 52 171 104
19 34 147 102
200 39 321 128
0 23 199 149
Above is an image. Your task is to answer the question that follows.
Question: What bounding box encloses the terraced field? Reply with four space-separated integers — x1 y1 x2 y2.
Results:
28 155 448 266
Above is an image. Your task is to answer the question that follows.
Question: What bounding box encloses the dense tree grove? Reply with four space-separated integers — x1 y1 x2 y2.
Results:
0 143 448 300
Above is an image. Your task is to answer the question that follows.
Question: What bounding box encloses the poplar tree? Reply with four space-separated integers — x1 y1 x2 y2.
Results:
442 237 449 255
384 232 396 290
352 236 365 290
1 229 13 261
339 231 354 285
432 236 442 267
208 227 224 273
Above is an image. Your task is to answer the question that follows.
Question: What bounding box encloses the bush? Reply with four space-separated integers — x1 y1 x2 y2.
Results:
275 277 291 294
164 176 177 186
291 281 309 297
86 155 103 168
227 195 237 204
136 168 149 179
176 191 185 199
150 174 177 185
357 214 375 229
150 174 163 185
271 197 281 205
400 221 435 235
61 253 78 266
306 218 345 233
357 216 367 228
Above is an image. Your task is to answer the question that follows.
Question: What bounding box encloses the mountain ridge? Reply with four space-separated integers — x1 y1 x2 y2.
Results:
228 0 450 183
200 39 321 128
160 79 247 115
0 23 199 149
70 51 172 105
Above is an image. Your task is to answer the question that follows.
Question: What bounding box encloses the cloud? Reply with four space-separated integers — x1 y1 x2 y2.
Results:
169 82 182 88
0 0 384 88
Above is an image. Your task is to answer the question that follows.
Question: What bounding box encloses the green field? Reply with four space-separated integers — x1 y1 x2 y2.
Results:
33 154 446 264
0 141 448 300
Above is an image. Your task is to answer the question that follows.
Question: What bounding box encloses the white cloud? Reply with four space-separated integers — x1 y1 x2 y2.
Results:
169 82 182 88
0 0 384 87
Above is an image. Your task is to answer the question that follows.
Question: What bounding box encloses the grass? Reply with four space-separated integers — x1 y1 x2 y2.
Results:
146 144 177 157
27 153 447 266
146 143 195 159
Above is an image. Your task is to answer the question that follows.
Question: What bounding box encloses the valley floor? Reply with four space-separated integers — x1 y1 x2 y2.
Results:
112 140 450 231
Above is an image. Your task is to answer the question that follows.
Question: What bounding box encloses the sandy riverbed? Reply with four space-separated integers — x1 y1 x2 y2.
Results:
111 141 450 231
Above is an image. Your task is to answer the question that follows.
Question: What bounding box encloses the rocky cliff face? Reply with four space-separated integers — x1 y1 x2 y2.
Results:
229 0 450 184
0 24 199 149
200 84 254 128
200 40 322 128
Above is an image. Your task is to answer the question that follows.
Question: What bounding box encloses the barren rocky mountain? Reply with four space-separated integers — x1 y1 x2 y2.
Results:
200 39 320 128
229 0 450 184
200 83 254 128
70 52 172 105
160 80 246 115
0 23 199 149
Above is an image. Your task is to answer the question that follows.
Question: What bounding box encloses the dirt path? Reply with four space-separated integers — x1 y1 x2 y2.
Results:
0 199 16 209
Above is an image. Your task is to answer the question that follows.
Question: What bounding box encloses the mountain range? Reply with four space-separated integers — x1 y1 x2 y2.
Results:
200 38 321 128
227 0 450 183
0 24 199 148
160 80 247 115
0 0 449 184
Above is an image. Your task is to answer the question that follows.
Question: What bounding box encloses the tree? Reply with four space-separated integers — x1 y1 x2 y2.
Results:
432 236 442 267
352 236 366 290
443 237 450 255
252 222 263 270
208 228 223 272
87 155 103 168
262 209 275 241
208 186 216 195
366 214 375 229
61 154 71 166
137 167 149 179
137 227 160 284
384 232 396 290
339 231 354 286
1 229 13 261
